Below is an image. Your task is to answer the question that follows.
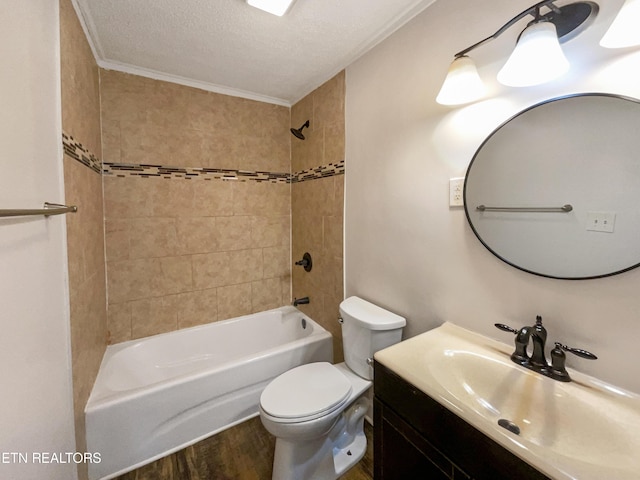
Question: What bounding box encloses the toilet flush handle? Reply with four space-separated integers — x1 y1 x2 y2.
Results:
366 357 373 366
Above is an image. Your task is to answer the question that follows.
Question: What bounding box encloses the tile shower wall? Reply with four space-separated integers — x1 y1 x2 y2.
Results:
59 0 108 467
100 71 292 342
291 72 346 361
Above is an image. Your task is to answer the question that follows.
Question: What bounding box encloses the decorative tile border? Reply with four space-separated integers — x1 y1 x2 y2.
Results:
103 163 291 183
62 131 344 183
62 133 101 174
290 161 345 183
103 159 345 183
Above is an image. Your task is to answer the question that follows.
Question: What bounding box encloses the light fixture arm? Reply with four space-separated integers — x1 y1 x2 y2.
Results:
454 0 561 58
437 0 598 105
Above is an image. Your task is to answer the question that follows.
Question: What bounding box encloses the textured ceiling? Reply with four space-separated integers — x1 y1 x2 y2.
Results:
73 0 437 105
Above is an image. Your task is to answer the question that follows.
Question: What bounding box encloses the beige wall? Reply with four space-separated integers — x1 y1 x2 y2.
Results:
59 0 107 465
101 71 291 342
291 72 346 361
345 0 640 393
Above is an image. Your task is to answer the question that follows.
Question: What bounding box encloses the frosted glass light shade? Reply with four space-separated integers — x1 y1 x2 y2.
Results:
497 22 569 87
436 56 486 105
247 0 296 16
600 0 640 48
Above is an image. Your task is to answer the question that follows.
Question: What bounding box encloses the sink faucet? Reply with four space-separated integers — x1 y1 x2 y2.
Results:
495 316 597 382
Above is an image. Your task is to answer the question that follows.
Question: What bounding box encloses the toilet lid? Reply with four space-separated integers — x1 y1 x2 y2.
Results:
260 362 352 420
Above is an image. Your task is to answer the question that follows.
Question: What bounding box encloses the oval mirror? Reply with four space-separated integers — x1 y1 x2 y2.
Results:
464 93 640 279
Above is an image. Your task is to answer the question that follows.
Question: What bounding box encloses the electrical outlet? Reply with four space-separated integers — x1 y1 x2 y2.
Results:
586 211 616 233
449 177 464 207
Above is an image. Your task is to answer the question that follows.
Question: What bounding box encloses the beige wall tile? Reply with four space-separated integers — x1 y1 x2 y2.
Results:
101 119 121 164
99 70 290 172
107 302 132 344
292 176 335 219
193 181 235 217
233 182 291 216
313 71 345 131
176 217 218 255
104 176 156 218
158 256 193 295
129 218 178 259
130 296 178 339
192 251 232 289
176 289 218 329
291 73 345 360
251 215 290 248
151 180 195 218
217 283 253 320
100 66 302 345
228 249 264 284
105 219 130 262
216 216 253 251
281 276 291 306
263 246 291 279
323 122 345 165
61 0 107 462
60 0 101 157
323 216 343 259
252 278 283 313
107 258 162 303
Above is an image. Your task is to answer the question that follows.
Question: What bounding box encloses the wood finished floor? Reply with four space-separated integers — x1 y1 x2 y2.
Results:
115 416 373 480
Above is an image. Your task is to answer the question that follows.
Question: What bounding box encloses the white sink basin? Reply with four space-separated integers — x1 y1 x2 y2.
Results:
375 322 640 480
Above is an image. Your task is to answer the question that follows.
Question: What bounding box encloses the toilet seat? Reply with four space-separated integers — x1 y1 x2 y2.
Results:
260 362 352 423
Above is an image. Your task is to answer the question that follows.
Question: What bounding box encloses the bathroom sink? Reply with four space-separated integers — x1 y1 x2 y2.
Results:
374 322 640 480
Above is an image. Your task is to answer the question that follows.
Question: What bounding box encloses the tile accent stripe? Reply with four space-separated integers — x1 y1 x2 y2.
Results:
62 132 101 174
103 160 345 183
103 163 291 183
62 132 344 183
290 161 345 183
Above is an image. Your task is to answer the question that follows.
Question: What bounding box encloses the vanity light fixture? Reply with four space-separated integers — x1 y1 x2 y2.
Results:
436 0 598 105
246 0 298 16
600 0 640 48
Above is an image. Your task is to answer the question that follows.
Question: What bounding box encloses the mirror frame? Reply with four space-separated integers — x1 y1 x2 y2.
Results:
463 93 640 280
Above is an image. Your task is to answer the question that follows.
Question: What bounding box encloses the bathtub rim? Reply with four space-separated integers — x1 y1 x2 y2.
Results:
87 305 330 411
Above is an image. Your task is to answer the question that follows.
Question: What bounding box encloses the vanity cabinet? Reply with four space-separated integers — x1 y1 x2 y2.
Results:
373 361 550 480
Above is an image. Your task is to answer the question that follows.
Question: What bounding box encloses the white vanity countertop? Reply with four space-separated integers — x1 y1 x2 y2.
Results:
375 322 640 480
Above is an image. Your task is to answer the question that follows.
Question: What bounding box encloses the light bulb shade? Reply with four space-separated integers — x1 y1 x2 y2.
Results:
247 0 297 16
436 56 486 105
600 0 640 48
497 22 570 87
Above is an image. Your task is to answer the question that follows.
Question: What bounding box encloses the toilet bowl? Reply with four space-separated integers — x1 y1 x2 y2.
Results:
259 296 406 480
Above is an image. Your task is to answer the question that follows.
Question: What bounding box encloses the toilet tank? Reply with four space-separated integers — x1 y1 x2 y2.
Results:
339 296 406 380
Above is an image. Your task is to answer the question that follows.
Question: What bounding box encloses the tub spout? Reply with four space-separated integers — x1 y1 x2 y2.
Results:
293 297 310 307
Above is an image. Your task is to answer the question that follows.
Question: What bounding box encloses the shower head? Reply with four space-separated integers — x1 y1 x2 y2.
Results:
290 120 310 140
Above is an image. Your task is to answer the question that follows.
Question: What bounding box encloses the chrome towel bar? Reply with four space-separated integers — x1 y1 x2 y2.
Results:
476 204 573 213
0 202 78 218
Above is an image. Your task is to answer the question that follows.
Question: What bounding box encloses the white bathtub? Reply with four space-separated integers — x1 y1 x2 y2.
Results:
85 306 333 479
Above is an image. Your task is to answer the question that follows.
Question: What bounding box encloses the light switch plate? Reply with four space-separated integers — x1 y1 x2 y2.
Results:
449 177 464 207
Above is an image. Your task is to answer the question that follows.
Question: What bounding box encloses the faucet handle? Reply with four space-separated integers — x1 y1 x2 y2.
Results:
554 342 598 360
494 323 518 334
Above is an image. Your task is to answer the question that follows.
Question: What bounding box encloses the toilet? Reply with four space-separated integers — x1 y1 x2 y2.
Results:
259 296 406 480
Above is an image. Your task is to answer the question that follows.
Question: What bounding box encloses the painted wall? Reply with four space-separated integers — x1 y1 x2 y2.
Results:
60 0 108 467
291 72 346 361
345 0 640 393
0 1 77 479
100 71 291 342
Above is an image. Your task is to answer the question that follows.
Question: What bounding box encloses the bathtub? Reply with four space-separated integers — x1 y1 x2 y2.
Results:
85 306 333 480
